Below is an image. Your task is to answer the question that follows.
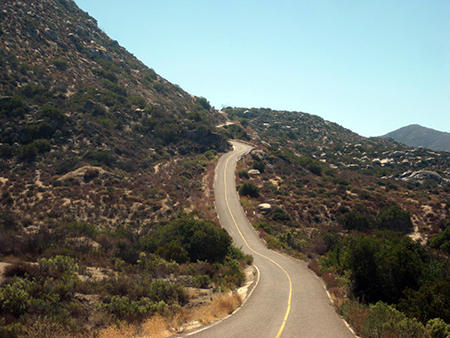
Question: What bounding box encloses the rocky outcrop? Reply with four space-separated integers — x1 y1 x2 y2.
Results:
248 169 261 176
400 170 449 186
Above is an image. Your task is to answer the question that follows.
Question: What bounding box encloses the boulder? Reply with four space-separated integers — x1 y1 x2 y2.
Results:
258 203 271 211
400 170 449 186
45 27 58 40
248 169 261 176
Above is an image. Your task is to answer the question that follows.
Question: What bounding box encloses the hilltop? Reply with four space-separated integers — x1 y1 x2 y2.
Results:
383 124 450 152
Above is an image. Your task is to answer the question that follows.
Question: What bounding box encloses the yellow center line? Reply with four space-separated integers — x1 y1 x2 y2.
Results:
223 148 292 338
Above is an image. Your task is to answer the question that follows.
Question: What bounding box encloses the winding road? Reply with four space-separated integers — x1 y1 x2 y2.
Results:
182 141 355 338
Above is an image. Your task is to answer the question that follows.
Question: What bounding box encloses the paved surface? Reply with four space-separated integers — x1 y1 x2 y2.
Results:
179 141 355 338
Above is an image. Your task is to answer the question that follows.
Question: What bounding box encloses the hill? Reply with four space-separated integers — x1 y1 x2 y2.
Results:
1 0 450 336
0 1 249 336
0 0 231 230
383 124 450 152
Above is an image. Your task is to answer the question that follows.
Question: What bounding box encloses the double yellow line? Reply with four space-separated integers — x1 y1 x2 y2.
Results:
223 149 292 338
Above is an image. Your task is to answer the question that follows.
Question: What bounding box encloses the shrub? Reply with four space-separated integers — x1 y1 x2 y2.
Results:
155 242 188 264
338 210 374 231
101 295 168 320
196 97 211 110
0 278 32 316
428 224 450 253
140 215 232 264
251 161 265 173
238 182 260 198
38 255 79 276
193 275 210 288
271 207 291 222
40 104 66 122
426 318 450 338
362 302 428 338
377 205 413 233
51 59 69 71
238 170 250 179
92 67 118 83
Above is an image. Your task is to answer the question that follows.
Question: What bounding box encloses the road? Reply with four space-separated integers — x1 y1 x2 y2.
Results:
181 141 355 338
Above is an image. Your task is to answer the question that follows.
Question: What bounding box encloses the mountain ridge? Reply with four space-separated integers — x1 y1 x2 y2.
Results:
382 124 450 152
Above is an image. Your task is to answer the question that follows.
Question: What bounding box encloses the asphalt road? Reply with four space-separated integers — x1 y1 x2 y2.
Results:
180 141 355 338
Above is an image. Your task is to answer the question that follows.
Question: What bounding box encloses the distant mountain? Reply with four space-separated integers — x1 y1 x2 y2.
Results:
382 124 450 152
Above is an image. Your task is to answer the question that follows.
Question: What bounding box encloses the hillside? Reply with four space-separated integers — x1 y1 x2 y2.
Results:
383 124 450 152
0 0 231 230
221 107 450 335
0 1 250 336
1 0 450 336
222 107 450 238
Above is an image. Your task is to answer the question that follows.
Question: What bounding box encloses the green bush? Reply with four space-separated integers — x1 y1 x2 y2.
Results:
361 302 428 338
196 97 211 110
239 182 260 198
92 67 118 83
377 205 413 233
426 318 450 338
193 275 211 288
238 170 250 179
51 59 69 71
343 233 427 304
428 224 450 253
0 278 32 316
338 210 374 231
38 255 79 276
155 242 188 264
101 295 168 320
140 215 232 264
271 207 291 222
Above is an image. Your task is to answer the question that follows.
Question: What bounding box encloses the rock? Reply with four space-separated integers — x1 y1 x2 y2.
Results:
400 170 449 186
75 24 88 38
45 27 58 40
248 169 261 176
0 96 12 106
82 99 95 112
3 126 14 136
391 151 405 158
258 203 271 211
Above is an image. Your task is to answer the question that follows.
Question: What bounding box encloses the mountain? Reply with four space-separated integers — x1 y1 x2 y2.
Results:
382 124 450 152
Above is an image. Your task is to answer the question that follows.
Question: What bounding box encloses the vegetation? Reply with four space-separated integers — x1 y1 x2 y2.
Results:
0 214 251 336
2 0 450 336
226 106 450 337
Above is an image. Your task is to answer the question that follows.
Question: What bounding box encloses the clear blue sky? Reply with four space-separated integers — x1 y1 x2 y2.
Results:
74 0 449 137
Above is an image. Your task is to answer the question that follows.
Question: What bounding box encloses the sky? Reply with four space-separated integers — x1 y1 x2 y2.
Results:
74 0 449 137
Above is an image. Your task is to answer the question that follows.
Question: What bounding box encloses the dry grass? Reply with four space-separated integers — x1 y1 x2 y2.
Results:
97 315 168 338
96 293 243 337
307 258 322 276
167 292 243 333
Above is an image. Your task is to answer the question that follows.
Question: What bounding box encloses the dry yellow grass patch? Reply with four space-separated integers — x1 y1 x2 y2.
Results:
98 315 168 338
96 293 243 338
191 292 243 325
